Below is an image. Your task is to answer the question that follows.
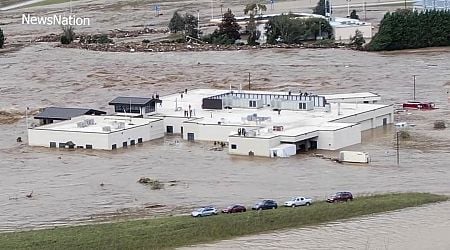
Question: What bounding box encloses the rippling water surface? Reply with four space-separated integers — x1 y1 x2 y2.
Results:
1 44 449 248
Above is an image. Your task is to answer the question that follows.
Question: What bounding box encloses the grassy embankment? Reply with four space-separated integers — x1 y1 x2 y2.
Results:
0 193 447 249
29 0 79 7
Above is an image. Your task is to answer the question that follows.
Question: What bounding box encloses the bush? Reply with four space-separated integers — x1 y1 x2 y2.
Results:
399 130 411 140
60 26 75 45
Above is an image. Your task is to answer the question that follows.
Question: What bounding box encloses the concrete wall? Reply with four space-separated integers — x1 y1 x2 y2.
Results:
28 119 164 150
332 105 393 131
228 135 280 157
182 122 260 142
155 116 191 134
333 25 372 42
108 119 164 149
316 125 361 150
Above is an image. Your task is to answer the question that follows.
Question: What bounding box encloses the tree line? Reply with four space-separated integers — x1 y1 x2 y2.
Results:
367 9 450 51
169 5 333 45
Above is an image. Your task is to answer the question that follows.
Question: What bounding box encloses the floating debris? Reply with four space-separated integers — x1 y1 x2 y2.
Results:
138 177 164 190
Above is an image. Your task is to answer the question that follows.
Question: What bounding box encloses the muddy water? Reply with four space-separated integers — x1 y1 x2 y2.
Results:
0 45 450 249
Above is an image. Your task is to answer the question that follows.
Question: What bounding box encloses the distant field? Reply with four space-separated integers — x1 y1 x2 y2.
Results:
0 193 447 249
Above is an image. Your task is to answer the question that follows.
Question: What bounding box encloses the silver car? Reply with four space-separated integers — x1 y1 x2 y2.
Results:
191 206 218 217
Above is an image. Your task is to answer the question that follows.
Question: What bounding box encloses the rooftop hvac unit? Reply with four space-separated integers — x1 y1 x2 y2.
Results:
85 119 95 125
102 126 111 132
77 121 87 128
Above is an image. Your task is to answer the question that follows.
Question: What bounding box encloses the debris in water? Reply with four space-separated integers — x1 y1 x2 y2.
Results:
138 177 164 190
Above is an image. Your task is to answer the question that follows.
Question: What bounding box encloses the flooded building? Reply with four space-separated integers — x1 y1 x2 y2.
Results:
28 115 164 150
34 107 106 125
152 89 393 157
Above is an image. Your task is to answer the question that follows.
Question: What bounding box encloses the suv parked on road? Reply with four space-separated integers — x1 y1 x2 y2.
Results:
191 206 218 217
252 200 278 210
327 192 353 203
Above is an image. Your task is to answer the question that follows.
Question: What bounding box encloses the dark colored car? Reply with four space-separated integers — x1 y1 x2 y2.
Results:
252 200 278 210
222 205 247 213
327 192 353 203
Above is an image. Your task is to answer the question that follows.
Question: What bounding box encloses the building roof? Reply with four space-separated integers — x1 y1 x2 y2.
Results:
34 107 106 121
108 97 161 106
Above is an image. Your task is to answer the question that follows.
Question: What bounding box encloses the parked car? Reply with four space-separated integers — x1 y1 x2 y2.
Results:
221 204 247 213
284 197 313 207
191 206 218 217
327 192 353 203
252 200 278 210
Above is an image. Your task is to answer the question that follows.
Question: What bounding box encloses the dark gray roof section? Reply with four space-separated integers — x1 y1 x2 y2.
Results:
34 107 106 121
109 97 161 106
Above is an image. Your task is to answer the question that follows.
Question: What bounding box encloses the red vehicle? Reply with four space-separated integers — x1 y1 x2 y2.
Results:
221 204 247 213
327 192 353 203
403 101 436 110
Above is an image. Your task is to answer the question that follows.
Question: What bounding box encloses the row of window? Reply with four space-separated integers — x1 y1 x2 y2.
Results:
112 138 143 149
49 138 144 150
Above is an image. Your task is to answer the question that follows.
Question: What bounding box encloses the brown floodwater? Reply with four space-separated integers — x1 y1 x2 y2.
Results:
1 0 450 246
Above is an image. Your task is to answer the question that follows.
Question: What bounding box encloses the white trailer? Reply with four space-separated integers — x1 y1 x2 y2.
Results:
338 151 370 163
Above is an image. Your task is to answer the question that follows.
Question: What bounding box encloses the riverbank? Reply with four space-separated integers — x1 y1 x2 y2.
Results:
0 193 446 249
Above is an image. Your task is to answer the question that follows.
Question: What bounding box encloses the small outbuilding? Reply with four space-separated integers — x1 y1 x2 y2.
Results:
109 96 162 116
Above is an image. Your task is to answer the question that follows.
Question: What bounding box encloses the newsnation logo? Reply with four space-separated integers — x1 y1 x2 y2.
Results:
22 14 90 26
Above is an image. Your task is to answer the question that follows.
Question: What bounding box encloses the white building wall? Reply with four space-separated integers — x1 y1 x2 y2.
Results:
332 105 393 131
108 120 164 149
28 129 110 149
228 136 280 157
316 125 361 150
28 119 164 150
155 116 191 134
182 122 260 142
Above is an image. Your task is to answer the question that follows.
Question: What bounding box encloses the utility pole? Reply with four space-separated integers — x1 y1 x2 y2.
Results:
413 75 416 101
197 10 200 38
364 1 367 21
346 0 351 17
396 131 400 165
248 72 251 90
211 0 214 20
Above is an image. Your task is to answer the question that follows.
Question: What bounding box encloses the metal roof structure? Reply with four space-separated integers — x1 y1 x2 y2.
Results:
108 97 161 106
34 107 106 121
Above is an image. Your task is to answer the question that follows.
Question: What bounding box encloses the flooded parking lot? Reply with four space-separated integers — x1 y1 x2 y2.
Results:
1 0 450 245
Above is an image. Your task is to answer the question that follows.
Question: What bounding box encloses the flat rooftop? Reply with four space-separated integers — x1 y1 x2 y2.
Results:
31 115 161 133
154 89 391 135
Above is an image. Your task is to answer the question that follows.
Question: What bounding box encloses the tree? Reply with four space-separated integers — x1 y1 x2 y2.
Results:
0 28 4 49
266 14 332 44
350 10 359 20
244 3 267 45
209 9 241 44
60 26 75 45
313 0 326 16
184 13 200 38
244 3 267 16
169 11 185 33
351 30 365 49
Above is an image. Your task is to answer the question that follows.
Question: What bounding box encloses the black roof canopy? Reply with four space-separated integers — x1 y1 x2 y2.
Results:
108 97 161 106
34 107 106 121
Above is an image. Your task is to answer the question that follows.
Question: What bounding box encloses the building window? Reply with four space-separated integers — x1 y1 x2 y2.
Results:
167 126 173 134
231 144 237 149
59 143 66 148
86 144 93 149
138 138 143 143
249 100 257 108
123 142 127 148
50 142 56 148
299 103 306 110
187 133 195 141
130 140 136 146
112 144 117 150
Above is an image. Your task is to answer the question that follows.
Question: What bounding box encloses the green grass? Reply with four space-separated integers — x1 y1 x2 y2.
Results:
0 193 447 249
29 0 79 8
